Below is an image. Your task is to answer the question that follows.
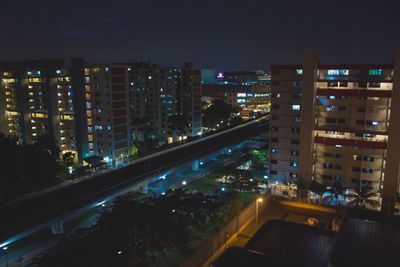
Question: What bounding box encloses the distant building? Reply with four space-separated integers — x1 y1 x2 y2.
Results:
129 62 202 145
269 51 400 211
0 58 88 164
201 69 216 85
85 65 131 165
202 84 270 115
217 70 270 86
0 59 202 165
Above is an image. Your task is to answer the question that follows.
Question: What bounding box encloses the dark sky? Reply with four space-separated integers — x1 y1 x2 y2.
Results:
0 0 399 70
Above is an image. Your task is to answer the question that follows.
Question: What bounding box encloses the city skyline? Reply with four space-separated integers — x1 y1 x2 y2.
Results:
1 0 399 70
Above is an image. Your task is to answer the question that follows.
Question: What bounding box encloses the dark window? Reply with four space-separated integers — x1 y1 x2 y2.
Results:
358 82 367 88
271 127 279 132
337 118 346 124
357 107 366 112
326 118 336 124
293 117 301 123
324 152 334 157
352 167 361 172
291 150 299 156
270 159 278 164
271 138 279 143
335 165 342 170
364 156 374 162
270 170 277 175
369 82 381 88
362 168 373 174
293 92 302 98
323 163 334 169
293 81 302 88
291 128 300 134
291 139 300 145
322 175 333 180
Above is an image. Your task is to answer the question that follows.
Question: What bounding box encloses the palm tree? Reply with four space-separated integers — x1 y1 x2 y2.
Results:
345 185 380 209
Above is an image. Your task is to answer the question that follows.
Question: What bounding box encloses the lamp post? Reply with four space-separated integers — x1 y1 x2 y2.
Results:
256 198 263 229
2 246 8 267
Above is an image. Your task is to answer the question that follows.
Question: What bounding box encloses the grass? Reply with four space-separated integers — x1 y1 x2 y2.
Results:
185 172 222 193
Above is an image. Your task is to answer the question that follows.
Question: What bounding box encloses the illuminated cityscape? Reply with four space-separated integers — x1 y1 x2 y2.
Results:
0 1 399 267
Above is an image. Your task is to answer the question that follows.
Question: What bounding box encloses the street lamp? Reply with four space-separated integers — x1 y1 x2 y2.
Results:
2 246 8 267
256 198 263 228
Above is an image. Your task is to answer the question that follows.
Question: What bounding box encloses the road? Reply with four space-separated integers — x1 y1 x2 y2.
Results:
0 116 269 246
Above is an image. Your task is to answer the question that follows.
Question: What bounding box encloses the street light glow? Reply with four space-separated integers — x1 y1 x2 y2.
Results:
182 181 187 185
257 198 263 203
2 246 7 250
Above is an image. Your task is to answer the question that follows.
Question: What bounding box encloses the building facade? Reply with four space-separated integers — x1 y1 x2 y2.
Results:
0 59 88 164
130 62 202 145
0 59 203 165
269 52 400 210
86 65 131 164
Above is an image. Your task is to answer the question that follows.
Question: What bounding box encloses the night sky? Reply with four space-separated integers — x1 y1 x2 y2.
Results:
0 0 399 70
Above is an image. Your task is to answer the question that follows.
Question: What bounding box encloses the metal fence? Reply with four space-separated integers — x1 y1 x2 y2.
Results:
180 197 268 267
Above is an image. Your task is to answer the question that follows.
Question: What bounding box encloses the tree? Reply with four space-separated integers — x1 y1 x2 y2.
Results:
62 152 74 166
249 149 269 170
202 100 233 128
171 114 189 136
0 133 60 201
345 185 380 209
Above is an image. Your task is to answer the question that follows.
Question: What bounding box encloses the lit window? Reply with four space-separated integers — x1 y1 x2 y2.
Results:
292 104 301 111
271 148 278 153
290 161 299 167
296 69 303 75
328 69 339 75
369 69 382 76
326 105 337 112
339 69 349 75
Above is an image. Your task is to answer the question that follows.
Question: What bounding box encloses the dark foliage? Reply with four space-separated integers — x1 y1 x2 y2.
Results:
0 133 60 201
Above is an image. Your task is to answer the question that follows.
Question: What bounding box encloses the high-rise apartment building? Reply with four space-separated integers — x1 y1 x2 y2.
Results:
0 59 88 163
1 59 202 166
269 51 400 211
85 65 131 164
129 62 202 145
